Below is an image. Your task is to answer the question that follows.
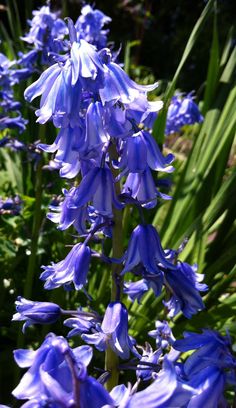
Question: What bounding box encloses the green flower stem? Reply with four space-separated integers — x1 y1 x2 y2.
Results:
23 158 43 299
105 143 124 391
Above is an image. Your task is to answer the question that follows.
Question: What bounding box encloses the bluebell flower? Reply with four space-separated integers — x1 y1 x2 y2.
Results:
40 243 91 290
122 167 171 209
64 311 100 338
163 261 208 318
136 343 162 381
39 126 84 178
47 187 89 234
0 53 27 132
124 279 149 303
99 53 159 105
71 166 123 217
84 101 109 151
174 330 236 407
21 6 67 64
126 94 163 129
82 302 138 359
122 224 176 275
0 195 22 215
120 129 174 173
149 320 175 349
12 333 113 407
12 296 61 332
174 329 235 376
75 4 111 49
24 60 82 127
124 357 195 407
165 93 203 135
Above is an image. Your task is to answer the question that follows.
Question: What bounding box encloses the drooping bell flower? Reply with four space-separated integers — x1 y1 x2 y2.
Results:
122 167 171 209
163 261 208 318
121 129 174 173
40 243 91 290
99 49 158 105
75 4 111 49
71 166 123 217
47 187 89 234
122 224 176 275
82 302 138 359
12 297 61 332
39 126 85 178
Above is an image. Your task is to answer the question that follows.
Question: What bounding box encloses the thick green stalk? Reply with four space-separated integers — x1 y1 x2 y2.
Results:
105 143 124 390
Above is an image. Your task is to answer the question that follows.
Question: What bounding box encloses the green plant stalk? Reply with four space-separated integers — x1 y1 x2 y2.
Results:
23 158 43 299
105 143 124 391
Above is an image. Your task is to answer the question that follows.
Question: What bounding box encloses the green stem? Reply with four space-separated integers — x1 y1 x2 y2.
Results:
23 158 43 299
105 143 124 391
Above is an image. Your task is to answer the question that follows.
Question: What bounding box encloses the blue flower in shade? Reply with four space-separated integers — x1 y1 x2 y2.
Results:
124 279 149 303
12 297 61 332
165 93 203 135
82 302 138 359
84 101 109 151
0 53 27 132
136 343 162 381
126 94 163 129
75 4 111 49
124 357 195 407
122 167 171 209
0 195 22 215
119 129 174 173
47 187 89 234
21 6 67 64
71 166 123 217
163 261 208 318
39 126 84 178
64 311 100 338
122 224 176 275
40 243 91 290
174 329 235 376
174 330 236 407
149 320 175 349
12 333 113 407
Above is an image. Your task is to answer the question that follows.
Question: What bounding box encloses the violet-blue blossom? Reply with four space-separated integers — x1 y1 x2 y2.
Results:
40 243 91 290
174 330 236 407
163 261 208 318
165 93 203 135
21 6 67 64
120 129 174 173
0 195 22 215
71 166 123 217
124 357 195 407
136 343 162 381
12 333 113 407
122 224 176 275
75 4 111 49
12 296 61 332
148 320 175 349
82 302 138 359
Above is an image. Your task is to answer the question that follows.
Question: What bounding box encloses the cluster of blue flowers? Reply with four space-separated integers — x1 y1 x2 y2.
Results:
0 52 27 133
0 195 22 215
3 3 235 407
165 93 203 135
